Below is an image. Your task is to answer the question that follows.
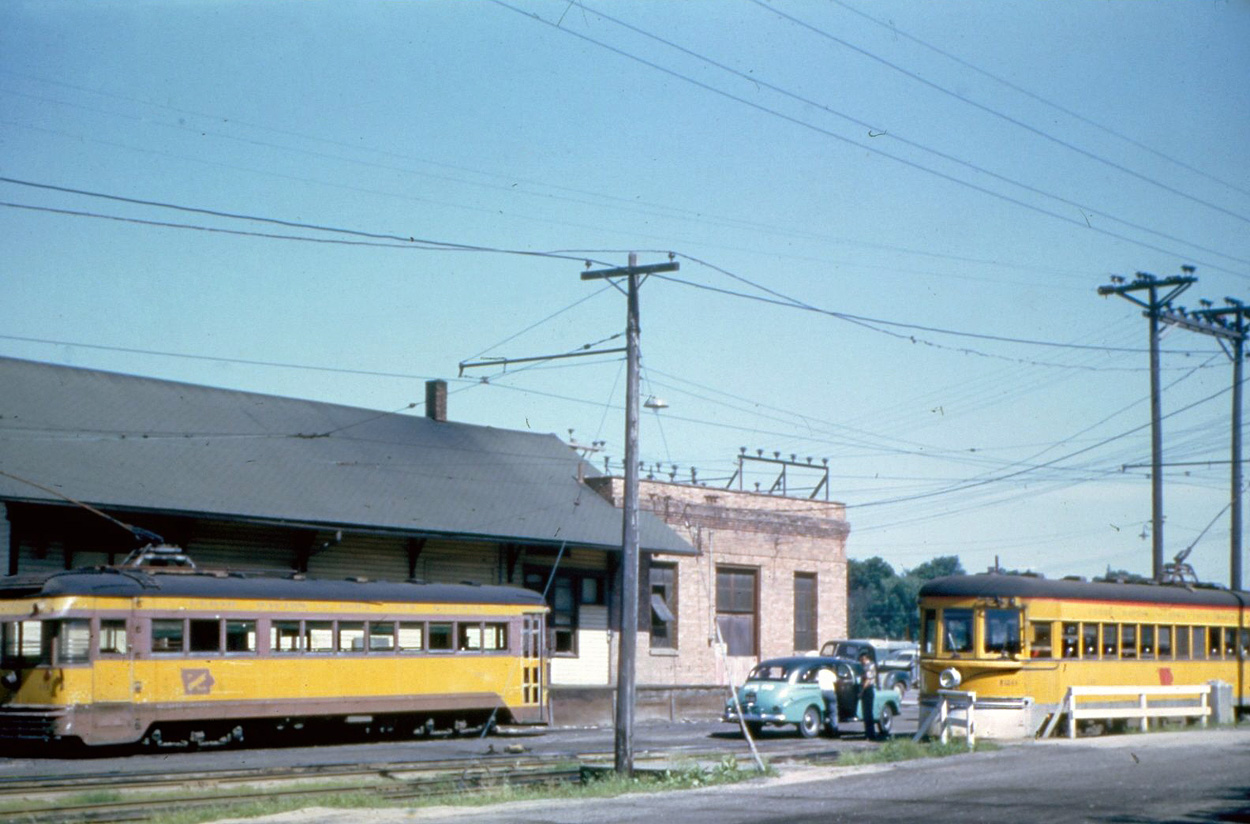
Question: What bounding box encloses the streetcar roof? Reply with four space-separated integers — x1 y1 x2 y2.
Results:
0 565 549 607
919 573 1247 608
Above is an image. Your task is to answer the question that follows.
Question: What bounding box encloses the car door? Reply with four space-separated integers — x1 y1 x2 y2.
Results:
834 661 858 720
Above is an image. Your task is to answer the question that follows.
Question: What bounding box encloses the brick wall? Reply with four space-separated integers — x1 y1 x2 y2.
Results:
587 478 849 690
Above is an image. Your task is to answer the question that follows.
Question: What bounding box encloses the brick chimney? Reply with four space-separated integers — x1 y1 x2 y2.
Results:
425 379 447 422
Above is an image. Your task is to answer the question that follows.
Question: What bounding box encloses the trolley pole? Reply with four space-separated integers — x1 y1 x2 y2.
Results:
1098 270 1196 581
1160 294 1248 591
581 253 678 776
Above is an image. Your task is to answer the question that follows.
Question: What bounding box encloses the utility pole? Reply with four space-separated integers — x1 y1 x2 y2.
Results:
1160 292 1248 591
1098 269 1196 581
581 253 679 776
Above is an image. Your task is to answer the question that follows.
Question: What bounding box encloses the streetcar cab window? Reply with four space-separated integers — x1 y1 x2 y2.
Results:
99 619 128 656
2 620 45 668
1030 621 1053 658
984 609 1021 656
922 609 937 655
942 609 973 654
36 620 91 665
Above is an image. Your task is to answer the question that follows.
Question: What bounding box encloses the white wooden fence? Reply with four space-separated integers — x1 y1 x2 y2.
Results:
913 689 976 746
1038 684 1212 739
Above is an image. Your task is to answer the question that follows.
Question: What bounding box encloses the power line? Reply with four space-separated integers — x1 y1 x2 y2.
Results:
827 0 1250 201
753 0 1250 227
492 1 1247 278
564 1 1249 269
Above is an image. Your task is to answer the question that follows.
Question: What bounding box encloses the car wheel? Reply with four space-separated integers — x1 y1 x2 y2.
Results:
798 705 822 739
877 704 895 737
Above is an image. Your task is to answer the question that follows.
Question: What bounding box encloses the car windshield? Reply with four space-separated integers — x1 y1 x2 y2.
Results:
747 662 797 681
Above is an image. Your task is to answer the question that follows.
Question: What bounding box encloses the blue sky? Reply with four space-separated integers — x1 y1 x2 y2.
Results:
3 1 1249 584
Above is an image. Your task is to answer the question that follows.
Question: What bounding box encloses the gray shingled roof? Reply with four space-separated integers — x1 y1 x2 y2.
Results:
0 357 693 555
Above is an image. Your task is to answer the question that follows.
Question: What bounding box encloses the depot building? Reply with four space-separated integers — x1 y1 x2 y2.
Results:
0 357 849 722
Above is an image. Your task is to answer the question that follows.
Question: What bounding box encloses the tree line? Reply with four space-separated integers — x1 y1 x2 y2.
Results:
846 555 963 640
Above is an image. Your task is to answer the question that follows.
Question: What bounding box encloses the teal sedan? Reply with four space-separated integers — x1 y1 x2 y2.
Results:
723 656 902 738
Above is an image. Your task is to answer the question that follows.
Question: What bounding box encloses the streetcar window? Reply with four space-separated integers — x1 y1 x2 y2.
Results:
225 620 256 653
1157 626 1172 659
922 609 936 655
306 621 334 652
397 622 424 652
57 620 92 665
1208 627 1221 658
1177 625 1191 659
338 622 365 653
459 624 482 651
1120 625 1137 659
483 623 508 652
1029 621 1053 658
1061 623 1079 658
984 609 1021 656
1139 625 1154 659
368 622 395 651
99 619 128 655
190 619 220 653
1224 628 1236 657
1082 623 1099 658
2 620 45 667
428 622 453 651
1241 629 1249 657
272 621 303 652
1192 627 1206 660
942 609 973 654
1102 623 1118 657
151 619 184 653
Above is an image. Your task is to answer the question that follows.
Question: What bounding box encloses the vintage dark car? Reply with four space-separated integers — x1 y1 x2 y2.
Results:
723 656 902 738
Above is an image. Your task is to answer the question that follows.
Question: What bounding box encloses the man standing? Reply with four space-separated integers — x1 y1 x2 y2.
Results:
858 651 879 740
816 665 839 736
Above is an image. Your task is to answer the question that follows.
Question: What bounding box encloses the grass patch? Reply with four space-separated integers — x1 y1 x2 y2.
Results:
143 756 772 824
836 738 997 766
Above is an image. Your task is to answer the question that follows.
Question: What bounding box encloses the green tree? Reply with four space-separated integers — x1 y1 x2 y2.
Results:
847 555 964 640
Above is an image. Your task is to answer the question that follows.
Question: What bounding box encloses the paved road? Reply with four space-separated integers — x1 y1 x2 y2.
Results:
224 726 1250 824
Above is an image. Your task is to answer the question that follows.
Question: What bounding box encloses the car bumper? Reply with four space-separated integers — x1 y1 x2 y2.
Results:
723 706 788 724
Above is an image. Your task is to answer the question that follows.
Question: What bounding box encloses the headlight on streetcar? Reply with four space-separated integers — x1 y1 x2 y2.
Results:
938 667 962 689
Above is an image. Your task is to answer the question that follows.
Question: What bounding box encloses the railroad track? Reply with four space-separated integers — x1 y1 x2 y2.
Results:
0 750 747 823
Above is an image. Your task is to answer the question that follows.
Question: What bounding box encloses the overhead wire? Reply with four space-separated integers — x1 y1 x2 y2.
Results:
492 0 1248 278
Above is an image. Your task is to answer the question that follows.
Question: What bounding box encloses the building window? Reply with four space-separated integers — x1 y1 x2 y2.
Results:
649 562 677 650
793 572 817 652
716 566 757 657
524 568 606 657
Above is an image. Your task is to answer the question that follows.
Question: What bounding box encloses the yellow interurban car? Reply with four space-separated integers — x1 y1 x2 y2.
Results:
918 573 1248 735
0 548 548 748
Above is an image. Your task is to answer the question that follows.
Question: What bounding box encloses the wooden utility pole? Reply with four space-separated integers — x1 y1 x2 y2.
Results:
1161 293 1248 591
581 253 678 776
1098 270 1196 581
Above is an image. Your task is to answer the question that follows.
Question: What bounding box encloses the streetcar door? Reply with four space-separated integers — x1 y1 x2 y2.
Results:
92 613 137 734
521 611 547 723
